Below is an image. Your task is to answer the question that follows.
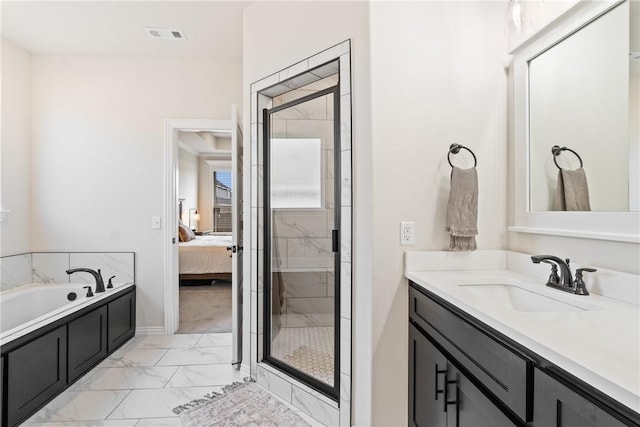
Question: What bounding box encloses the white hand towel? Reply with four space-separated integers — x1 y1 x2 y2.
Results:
554 167 591 211
446 166 478 251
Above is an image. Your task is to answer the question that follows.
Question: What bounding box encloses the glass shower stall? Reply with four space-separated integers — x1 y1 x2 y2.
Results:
263 80 341 399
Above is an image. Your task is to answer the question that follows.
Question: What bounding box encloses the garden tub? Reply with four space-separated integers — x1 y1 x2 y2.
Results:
0 282 134 346
0 281 136 426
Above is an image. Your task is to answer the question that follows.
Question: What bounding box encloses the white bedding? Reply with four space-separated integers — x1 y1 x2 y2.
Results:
179 235 233 275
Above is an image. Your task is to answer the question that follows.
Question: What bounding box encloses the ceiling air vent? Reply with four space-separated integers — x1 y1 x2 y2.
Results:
145 27 187 40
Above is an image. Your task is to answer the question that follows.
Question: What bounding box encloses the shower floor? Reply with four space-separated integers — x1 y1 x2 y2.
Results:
271 326 334 386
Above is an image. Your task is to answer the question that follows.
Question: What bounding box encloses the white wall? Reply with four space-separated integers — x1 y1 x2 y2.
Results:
508 1 579 50
243 2 373 424
244 2 509 425
29 54 242 328
178 147 199 226
629 0 639 211
369 2 508 425
1 38 32 256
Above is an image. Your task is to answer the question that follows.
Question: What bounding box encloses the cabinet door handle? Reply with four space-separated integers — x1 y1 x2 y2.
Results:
443 374 458 413
435 363 447 400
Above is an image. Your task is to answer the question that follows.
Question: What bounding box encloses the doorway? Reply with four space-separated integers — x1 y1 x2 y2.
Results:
164 111 244 366
176 156 233 335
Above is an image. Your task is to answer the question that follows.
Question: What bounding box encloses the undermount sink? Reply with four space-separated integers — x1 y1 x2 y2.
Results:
457 284 598 312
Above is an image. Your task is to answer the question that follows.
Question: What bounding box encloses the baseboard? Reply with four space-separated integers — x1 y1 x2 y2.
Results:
240 363 251 377
136 326 166 335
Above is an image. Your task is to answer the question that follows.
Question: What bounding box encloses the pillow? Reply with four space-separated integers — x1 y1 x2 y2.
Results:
178 224 194 242
186 225 196 240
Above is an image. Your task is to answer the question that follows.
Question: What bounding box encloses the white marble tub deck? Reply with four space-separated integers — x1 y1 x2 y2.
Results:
405 250 640 416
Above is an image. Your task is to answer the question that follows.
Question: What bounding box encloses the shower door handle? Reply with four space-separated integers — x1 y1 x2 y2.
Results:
332 229 339 253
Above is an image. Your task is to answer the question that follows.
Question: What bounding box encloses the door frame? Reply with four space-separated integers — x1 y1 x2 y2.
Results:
163 118 234 335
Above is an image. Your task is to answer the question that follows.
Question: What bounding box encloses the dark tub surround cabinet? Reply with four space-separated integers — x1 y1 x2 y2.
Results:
409 283 639 427
1 285 136 427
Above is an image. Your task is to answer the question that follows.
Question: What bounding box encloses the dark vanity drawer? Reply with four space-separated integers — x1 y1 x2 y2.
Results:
534 368 626 427
409 285 533 422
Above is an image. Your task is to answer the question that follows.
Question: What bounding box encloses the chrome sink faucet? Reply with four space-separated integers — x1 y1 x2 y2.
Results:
66 268 106 293
531 255 596 295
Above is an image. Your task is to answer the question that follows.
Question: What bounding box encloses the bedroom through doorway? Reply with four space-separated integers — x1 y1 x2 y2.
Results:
164 112 244 366
176 136 233 334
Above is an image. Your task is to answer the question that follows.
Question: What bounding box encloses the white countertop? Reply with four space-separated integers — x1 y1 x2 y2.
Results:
405 251 640 415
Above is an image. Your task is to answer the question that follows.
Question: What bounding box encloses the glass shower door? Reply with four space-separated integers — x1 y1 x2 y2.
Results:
264 86 340 399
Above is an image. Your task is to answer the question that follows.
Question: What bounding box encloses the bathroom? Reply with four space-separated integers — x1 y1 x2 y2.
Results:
1 0 638 426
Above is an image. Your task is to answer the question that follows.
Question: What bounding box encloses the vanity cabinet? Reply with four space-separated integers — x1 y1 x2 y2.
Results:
409 324 515 427
409 282 639 427
5 326 67 427
409 285 532 424
534 368 626 427
68 305 108 382
409 323 447 426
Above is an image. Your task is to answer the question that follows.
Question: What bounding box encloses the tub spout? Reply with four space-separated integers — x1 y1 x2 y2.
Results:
66 268 106 293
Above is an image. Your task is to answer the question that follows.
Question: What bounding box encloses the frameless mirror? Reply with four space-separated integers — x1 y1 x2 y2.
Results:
528 0 639 212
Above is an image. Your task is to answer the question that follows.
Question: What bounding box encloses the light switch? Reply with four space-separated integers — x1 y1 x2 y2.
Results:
151 216 161 229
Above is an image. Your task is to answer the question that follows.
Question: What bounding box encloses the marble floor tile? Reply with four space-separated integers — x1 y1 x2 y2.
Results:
135 418 184 426
127 334 201 349
72 367 179 390
107 387 218 420
196 332 232 347
156 346 232 366
98 348 168 368
23 421 138 427
165 364 245 388
296 410 328 427
27 390 131 423
20 332 331 427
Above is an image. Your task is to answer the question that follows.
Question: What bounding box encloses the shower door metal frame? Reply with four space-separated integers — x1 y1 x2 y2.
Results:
263 85 341 401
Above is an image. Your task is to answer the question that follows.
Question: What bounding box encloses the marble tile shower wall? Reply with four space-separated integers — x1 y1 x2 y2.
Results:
0 252 135 292
271 90 336 329
274 271 334 328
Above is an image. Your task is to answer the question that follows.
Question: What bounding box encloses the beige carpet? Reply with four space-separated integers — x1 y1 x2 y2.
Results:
177 283 232 333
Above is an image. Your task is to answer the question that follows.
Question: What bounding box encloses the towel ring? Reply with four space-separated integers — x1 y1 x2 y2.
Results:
552 145 583 169
448 144 477 168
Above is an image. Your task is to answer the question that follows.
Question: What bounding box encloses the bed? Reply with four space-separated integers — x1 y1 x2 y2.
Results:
179 234 233 281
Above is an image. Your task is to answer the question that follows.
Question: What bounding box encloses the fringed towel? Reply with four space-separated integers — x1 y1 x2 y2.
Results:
446 166 478 251
554 167 591 211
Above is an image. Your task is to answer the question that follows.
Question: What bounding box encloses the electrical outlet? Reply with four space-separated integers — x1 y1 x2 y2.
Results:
400 221 415 245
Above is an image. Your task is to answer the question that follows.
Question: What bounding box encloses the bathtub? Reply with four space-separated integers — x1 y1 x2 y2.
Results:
1 281 136 426
0 282 134 346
